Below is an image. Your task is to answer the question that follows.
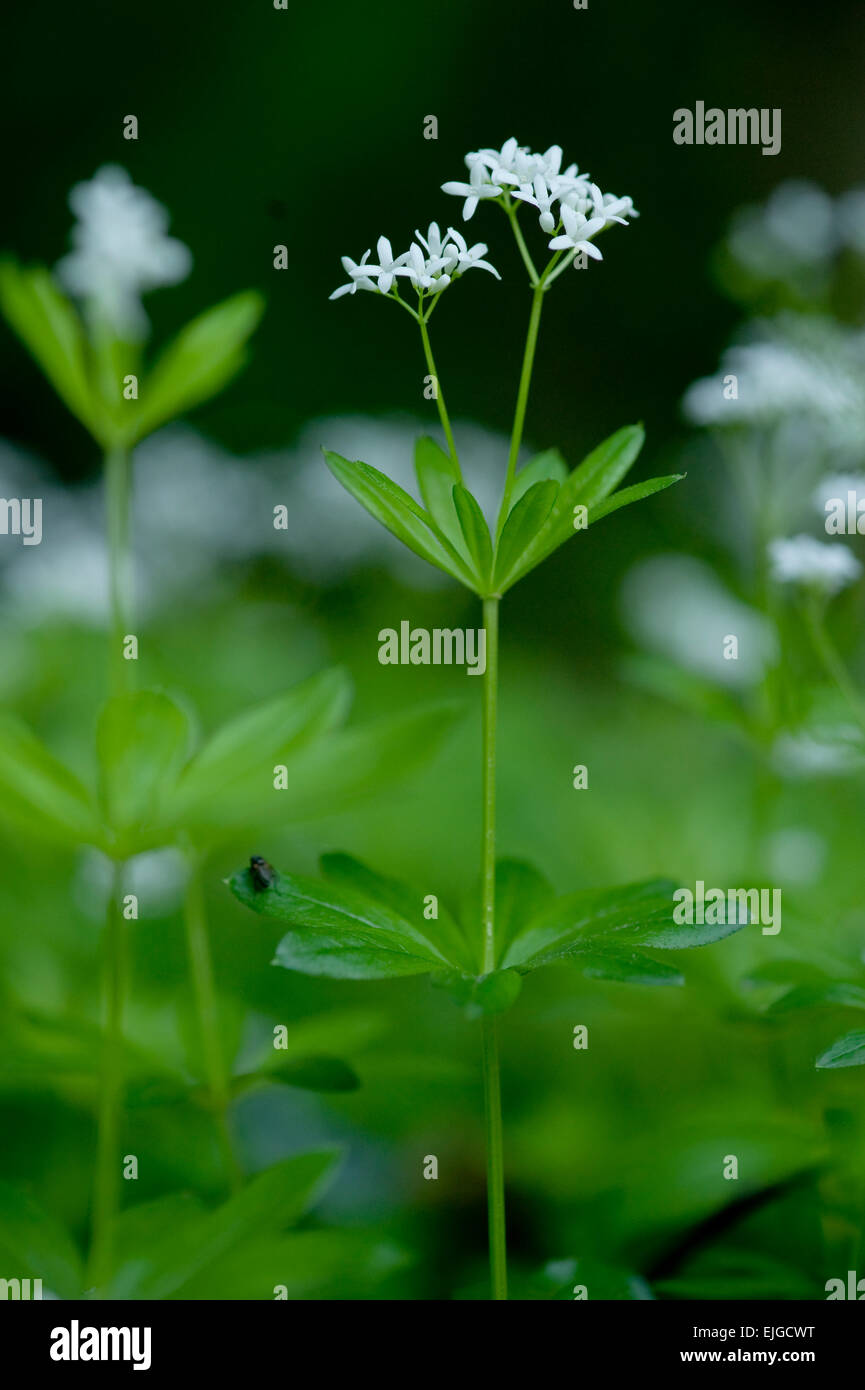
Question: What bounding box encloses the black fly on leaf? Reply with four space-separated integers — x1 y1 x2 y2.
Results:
250 855 276 892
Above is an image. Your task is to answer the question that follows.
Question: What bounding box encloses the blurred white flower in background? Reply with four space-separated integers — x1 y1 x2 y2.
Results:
763 826 827 885
813 472 865 516
0 415 517 620
682 319 865 433
55 165 192 338
769 534 862 594
725 180 838 280
772 725 865 778
619 553 777 688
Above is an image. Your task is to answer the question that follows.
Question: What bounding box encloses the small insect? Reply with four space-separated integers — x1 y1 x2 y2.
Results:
249 855 277 892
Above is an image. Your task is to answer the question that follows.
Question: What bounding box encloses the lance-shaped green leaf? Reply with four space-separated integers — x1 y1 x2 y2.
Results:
323 450 475 587
0 712 102 847
586 473 684 528
502 877 743 973
453 484 493 590
508 471 683 588
229 863 454 979
0 261 98 438
493 479 559 592
495 858 556 958
414 435 470 560
514 424 645 577
321 851 473 973
166 667 350 837
508 448 568 510
128 290 264 441
567 423 647 508
578 948 685 987
97 690 190 853
816 1030 865 1069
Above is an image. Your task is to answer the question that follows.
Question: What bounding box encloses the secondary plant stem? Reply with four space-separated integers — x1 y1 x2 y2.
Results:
480 594 506 1298
105 445 132 697
481 1016 507 1300
803 598 865 738
501 286 545 519
183 855 242 1192
418 316 460 470
87 860 127 1292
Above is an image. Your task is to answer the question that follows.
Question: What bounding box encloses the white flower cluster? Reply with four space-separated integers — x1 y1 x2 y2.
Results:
442 137 637 262
682 319 865 436
769 534 862 593
330 224 499 301
56 165 192 338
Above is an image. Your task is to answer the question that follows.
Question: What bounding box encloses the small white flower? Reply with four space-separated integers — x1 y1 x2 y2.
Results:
769 534 862 593
441 159 504 220
548 205 607 261
328 250 378 299
366 236 409 295
403 242 451 292
56 165 191 338
442 228 500 278
512 175 561 233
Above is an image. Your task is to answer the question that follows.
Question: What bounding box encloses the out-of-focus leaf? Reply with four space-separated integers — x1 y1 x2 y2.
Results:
622 653 752 733
493 480 559 592
320 852 473 973
0 261 98 437
816 1030 865 1069
0 712 102 847
742 959 834 987
233 1054 360 1094
0 1182 83 1298
134 1151 339 1299
228 865 453 979
579 948 685 987
129 291 264 441
166 668 350 838
530 1255 654 1301
453 484 493 590
769 983 865 1016
96 690 189 852
170 1228 409 1300
258 699 464 823
323 450 475 586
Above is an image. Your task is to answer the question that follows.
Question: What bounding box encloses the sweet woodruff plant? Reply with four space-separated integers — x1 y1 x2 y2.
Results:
228 138 746 1300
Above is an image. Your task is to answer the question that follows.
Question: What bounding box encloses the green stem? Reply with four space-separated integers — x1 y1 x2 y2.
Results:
499 286 545 523
183 855 242 1192
506 203 540 285
481 597 499 973
87 860 127 1293
479 595 506 1298
105 445 132 697
481 1016 507 1301
803 598 865 737
418 315 460 471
